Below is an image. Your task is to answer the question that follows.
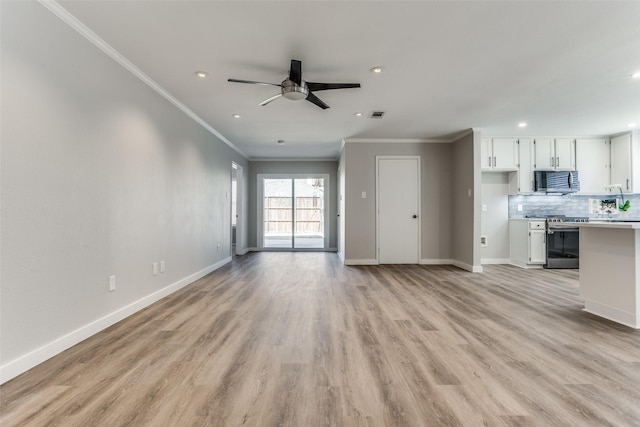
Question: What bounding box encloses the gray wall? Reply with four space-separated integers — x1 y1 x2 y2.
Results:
451 131 481 270
1 2 248 379
342 142 453 262
247 160 338 249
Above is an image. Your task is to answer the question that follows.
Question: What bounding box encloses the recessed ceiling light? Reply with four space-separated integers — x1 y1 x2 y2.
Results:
518 122 527 128
354 112 363 117
195 71 208 78
629 123 637 128
370 66 384 73
232 114 241 118
631 71 640 79
277 140 285 145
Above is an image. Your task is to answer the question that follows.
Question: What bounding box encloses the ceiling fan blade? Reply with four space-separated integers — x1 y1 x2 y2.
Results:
259 93 283 106
289 60 302 85
306 82 361 91
306 92 329 110
228 78 281 87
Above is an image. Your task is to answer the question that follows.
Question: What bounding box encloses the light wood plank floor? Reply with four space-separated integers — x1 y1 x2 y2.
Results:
2 253 640 426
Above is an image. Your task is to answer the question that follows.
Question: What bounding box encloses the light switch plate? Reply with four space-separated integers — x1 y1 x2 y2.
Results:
153 262 158 276
160 261 165 273
109 275 116 292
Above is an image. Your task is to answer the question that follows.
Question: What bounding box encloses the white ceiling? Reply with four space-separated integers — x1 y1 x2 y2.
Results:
57 0 640 159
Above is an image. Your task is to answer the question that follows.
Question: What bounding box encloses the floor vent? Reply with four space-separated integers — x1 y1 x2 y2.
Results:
370 111 385 119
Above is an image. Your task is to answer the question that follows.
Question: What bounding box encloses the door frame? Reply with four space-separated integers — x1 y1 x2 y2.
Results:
375 155 421 264
257 173 330 251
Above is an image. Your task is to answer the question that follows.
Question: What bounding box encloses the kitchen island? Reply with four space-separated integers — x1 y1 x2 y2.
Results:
577 221 640 328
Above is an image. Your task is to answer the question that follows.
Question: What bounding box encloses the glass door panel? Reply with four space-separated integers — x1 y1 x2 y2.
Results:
263 178 293 248
294 178 324 248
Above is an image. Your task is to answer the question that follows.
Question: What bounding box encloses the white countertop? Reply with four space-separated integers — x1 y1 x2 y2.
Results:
577 221 640 229
509 218 546 221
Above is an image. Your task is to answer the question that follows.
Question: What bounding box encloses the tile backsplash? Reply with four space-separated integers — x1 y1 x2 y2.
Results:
508 193 640 218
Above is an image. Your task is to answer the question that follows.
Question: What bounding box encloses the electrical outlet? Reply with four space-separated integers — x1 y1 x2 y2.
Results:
160 261 165 273
361 191 366 199
482 204 487 212
109 275 116 292
153 262 158 276
217 243 221 251
517 204 523 212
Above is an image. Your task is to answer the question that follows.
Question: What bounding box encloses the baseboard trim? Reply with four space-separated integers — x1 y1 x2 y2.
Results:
481 258 510 265
509 260 544 269
419 258 453 265
0 257 231 384
451 259 483 273
344 259 379 265
235 247 254 255
583 299 639 329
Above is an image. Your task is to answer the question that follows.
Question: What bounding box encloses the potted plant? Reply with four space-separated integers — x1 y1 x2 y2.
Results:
607 184 630 218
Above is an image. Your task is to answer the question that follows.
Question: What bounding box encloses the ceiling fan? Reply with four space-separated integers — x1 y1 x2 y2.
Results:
228 59 360 110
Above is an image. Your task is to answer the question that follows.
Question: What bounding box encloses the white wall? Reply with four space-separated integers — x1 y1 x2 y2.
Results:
0 2 248 383
481 173 510 263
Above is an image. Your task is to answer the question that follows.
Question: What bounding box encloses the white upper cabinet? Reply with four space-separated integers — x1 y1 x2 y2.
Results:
482 138 518 171
534 138 575 171
517 138 534 193
610 132 640 194
575 138 610 194
533 138 555 170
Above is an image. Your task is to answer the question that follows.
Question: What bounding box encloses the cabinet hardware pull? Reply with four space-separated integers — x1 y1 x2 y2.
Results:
488 156 492 167
627 179 630 190
493 156 496 167
556 157 559 168
551 157 554 167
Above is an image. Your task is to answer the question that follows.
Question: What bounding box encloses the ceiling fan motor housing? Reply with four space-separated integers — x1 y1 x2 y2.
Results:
281 79 309 101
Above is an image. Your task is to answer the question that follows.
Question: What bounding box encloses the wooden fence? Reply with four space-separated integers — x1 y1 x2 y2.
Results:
264 197 323 234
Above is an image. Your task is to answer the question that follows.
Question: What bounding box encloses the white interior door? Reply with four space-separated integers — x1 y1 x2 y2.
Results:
377 157 420 264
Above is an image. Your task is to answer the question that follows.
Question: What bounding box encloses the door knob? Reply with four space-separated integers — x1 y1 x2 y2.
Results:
412 215 418 218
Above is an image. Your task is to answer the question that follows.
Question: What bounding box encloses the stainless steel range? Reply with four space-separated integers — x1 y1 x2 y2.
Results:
545 215 589 269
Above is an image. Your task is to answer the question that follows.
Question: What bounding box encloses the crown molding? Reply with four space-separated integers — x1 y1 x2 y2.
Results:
343 137 452 144
249 158 338 162
38 0 248 159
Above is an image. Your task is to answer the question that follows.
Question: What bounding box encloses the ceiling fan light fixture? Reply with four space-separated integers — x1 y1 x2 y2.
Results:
518 122 527 128
354 112 363 117
281 80 309 101
370 66 384 73
195 71 208 78
232 114 241 118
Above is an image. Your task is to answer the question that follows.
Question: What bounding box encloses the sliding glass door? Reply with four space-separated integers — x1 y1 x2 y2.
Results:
259 175 327 250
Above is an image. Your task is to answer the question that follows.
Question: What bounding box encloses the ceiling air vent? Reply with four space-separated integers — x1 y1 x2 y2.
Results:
370 111 385 119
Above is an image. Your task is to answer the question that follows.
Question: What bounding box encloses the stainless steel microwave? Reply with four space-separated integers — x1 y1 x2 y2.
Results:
534 170 579 194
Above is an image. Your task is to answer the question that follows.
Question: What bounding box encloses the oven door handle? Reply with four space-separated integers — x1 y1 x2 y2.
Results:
548 227 579 233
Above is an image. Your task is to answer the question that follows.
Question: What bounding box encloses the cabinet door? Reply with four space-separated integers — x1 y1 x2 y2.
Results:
528 229 546 264
576 138 609 193
555 138 576 170
534 138 555 170
518 138 534 193
492 138 518 170
481 138 492 170
611 133 632 193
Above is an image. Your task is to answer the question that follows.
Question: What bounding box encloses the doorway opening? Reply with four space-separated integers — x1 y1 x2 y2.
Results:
257 174 329 250
231 162 243 256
